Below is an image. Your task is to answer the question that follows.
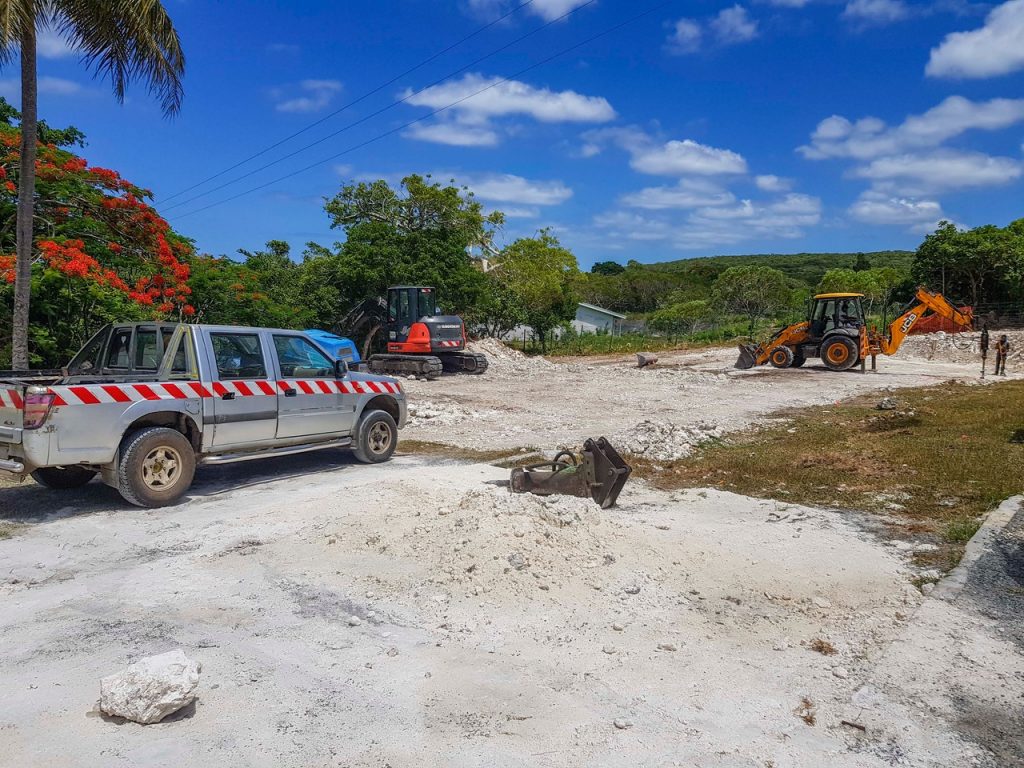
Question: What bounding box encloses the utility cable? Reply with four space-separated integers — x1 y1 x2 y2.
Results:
161 0 538 203
171 0 676 222
162 0 598 212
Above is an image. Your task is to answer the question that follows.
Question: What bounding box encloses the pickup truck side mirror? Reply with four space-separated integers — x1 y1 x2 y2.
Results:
334 359 349 378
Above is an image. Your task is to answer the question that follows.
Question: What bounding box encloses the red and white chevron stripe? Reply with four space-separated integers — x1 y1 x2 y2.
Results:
43 378 401 407
436 340 462 348
0 388 24 409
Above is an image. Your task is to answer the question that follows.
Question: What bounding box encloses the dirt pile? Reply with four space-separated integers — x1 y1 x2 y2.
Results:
467 337 554 377
898 330 1024 366
615 419 724 461
406 399 497 428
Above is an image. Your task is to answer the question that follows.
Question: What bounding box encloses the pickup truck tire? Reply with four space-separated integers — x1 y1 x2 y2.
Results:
31 466 97 489
117 427 196 508
352 409 398 464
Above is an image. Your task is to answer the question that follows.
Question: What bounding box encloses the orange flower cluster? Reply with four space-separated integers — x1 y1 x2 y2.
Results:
1 126 197 319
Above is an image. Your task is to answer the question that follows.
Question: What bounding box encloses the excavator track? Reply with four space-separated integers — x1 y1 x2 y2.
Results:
438 352 489 375
366 354 443 380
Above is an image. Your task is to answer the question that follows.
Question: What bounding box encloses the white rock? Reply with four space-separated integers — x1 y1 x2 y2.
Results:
832 666 849 680
612 623 625 632
613 718 633 730
812 596 833 609
99 650 201 725
348 615 362 626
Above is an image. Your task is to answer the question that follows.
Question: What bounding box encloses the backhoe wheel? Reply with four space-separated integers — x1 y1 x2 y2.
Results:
353 409 398 464
821 336 859 372
791 352 806 368
769 346 795 369
117 427 196 508
31 466 97 490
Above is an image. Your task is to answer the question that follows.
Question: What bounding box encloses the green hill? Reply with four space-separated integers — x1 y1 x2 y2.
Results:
641 251 914 290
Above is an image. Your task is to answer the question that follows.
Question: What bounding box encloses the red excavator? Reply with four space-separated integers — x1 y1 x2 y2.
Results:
338 286 487 380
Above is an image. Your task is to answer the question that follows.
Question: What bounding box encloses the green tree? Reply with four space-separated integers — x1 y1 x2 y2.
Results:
591 260 625 276
0 0 185 368
493 230 579 353
913 221 1010 305
649 299 711 338
713 265 791 336
852 252 871 272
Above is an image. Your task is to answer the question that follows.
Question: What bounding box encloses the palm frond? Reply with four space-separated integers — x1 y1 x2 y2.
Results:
0 0 43 67
55 0 184 116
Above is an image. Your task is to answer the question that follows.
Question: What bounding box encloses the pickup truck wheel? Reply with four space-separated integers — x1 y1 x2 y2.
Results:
118 427 196 508
353 409 398 464
31 466 97 490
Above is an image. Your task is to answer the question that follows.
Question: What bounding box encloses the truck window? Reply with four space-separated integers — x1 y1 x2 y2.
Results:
418 287 436 317
134 328 160 370
68 327 110 372
105 328 133 369
211 333 266 380
273 335 334 378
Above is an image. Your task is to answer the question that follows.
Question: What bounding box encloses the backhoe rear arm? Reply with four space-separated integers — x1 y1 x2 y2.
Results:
876 287 972 356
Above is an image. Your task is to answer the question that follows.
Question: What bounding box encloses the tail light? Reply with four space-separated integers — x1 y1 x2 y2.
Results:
23 391 56 430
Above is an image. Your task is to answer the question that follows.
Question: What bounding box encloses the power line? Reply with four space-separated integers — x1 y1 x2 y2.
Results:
171 0 676 222
161 0 538 203
162 0 598 213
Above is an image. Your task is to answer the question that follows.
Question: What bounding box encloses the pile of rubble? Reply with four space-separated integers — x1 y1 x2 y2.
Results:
615 419 724 461
467 337 555 377
405 399 493 428
898 330 1024 365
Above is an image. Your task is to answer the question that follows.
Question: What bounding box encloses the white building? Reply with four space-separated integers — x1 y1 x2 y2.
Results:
573 303 626 335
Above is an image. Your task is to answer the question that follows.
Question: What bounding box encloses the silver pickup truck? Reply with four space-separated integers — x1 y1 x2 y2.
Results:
0 322 407 507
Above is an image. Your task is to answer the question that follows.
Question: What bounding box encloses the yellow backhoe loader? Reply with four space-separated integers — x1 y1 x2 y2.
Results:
735 286 973 372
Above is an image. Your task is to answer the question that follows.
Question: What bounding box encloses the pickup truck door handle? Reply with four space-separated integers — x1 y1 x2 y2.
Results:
283 388 297 397
221 392 236 401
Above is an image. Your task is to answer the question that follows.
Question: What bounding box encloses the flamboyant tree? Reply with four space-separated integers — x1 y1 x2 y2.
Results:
0 116 196 366
0 0 185 368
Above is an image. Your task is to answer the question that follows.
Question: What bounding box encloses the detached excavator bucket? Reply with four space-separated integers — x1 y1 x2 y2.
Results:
509 438 632 508
735 343 760 370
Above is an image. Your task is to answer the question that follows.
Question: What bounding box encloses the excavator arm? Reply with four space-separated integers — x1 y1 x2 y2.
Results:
875 287 972 356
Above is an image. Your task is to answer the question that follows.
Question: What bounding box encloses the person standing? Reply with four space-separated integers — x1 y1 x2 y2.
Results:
980 325 990 377
995 334 1011 376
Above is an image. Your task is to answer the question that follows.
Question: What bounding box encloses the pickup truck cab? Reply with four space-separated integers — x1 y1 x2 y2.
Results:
0 323 407 507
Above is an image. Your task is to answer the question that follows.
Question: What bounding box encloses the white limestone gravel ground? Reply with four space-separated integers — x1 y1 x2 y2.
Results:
0 453 1016 767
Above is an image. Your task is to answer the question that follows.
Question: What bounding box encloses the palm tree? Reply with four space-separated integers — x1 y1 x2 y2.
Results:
0 1 185 369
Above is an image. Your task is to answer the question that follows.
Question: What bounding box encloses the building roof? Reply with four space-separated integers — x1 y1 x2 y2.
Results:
577 302 627 319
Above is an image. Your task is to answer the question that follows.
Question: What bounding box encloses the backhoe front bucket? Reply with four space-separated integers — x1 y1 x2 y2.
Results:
735 343 760 370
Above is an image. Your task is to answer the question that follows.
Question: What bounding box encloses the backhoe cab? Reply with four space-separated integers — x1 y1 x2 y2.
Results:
736 286 972 372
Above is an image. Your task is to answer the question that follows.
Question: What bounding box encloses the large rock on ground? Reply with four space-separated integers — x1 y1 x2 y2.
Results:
99 649 201 724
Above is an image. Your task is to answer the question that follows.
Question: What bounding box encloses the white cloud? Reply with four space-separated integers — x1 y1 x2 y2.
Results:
404 121 500 147
465 0 593 22
621 178 736 210
667 19 703 54
927 0 1024 79
800 96 1024 160
501 206 541 218
405 73 614 147
38 29 76 59
1 76 84 98
755 174 793 191
449 173 573 205
711 5 759 44
585 126 748 176
842 0 911 26
405 73 615 124
852 149 1022 191
274 79 343 113
848 192 945 227
594 193 821 249
764 0 813 6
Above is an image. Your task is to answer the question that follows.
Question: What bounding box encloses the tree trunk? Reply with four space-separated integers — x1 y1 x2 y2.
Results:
11 27 37 370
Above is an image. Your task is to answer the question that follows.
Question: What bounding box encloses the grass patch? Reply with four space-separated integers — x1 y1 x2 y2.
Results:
945 517 983 544
398 440 535 466
636 380 1024 572
0 522 19 540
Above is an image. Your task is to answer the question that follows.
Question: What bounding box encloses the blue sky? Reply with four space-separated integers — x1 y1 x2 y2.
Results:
7 0 1024 268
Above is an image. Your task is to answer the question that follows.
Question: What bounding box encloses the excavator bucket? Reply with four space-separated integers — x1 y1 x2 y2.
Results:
735 343 760 370
509 437 632 509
